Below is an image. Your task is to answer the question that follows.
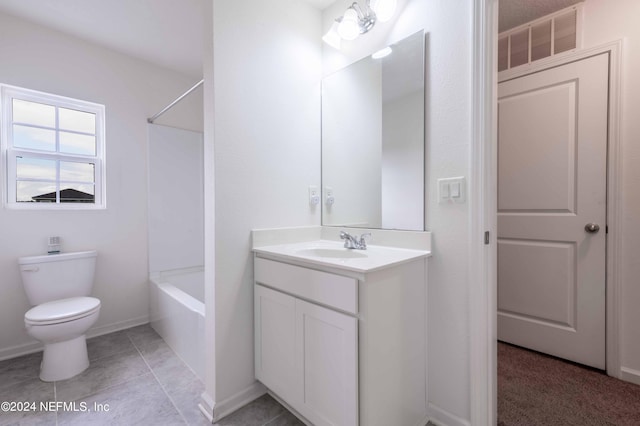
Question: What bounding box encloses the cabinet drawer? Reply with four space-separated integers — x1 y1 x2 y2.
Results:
254 257 358 314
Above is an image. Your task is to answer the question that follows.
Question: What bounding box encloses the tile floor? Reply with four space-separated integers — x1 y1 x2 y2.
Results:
0 325 299 426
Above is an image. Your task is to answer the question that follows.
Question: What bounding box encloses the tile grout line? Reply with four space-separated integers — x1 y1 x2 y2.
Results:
125 331 190 426
54 380 58 426
54 347 151 406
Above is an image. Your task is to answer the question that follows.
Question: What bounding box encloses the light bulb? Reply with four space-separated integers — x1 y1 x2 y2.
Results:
322 21 342 49
337 8 360 41
372 46 392 59
371 0 397 23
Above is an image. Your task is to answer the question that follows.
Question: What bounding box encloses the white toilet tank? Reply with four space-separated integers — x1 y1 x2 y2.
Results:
19 251 97 306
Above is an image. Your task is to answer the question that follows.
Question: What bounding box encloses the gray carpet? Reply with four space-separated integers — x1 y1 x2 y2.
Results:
498 342 640 425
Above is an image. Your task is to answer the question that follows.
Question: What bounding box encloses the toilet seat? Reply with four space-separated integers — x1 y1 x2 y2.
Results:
25 297 101 326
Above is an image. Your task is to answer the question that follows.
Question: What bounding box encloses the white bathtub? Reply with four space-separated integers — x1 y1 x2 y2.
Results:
149 267 205 380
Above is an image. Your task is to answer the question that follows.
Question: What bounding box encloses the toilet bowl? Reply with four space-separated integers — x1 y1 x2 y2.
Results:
25 297 101 381
19 251 100 382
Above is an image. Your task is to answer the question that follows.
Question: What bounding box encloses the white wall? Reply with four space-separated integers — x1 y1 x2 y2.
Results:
147 124 204 273
211 0 322 408
154 85 204 133
578 0 640 384
323 1 474 424
0 12 202 359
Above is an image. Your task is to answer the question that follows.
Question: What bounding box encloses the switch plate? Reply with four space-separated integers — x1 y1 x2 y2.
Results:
437 177 466 204
309 185 320 206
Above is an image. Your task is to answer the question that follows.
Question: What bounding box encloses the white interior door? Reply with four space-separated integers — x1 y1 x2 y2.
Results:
497 53 608 369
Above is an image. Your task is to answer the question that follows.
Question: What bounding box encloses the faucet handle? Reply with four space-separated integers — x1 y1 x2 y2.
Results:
359 233 372 248
340 230 357 249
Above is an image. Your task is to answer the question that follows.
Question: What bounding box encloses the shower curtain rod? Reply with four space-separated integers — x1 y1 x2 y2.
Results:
147 79 204 124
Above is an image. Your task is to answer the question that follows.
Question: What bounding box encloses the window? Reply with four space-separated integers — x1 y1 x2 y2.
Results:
1 85 105 208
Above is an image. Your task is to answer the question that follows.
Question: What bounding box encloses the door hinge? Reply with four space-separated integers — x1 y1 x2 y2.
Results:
484 231 490 245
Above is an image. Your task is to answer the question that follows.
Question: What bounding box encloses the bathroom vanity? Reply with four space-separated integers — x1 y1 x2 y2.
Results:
252 229 431 426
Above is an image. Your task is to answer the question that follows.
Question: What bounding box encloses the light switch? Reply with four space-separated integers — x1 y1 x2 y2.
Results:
441 183 450 198
437 177 466 204
450 182 461 198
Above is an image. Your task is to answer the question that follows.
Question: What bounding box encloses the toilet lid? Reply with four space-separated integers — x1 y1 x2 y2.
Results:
25 297 100 325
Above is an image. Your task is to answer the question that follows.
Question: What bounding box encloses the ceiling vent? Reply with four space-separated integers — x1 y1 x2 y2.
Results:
498 3 583 73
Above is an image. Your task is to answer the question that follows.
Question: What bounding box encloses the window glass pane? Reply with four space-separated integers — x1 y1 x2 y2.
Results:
13 125 56 151
59 184 94 203
498 37 509 71
16 181 57 203
60 161 94 183
531 21 552 61
12 99 55 128
510 29 529 68
59 132 96 156
59 108 96 134
554 11 577 54
16 157 56 180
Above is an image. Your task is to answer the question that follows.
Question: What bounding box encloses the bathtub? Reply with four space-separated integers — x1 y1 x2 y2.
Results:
149 266 205 380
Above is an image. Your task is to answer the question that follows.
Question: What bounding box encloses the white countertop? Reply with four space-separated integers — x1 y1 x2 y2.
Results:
252 240 431 273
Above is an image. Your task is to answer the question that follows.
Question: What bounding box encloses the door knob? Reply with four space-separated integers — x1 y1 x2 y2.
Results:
585 223 600 233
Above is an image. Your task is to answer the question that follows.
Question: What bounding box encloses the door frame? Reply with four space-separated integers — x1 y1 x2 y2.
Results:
470 1 623 422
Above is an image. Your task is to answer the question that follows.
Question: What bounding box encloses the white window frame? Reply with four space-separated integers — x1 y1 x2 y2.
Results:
1 84 106 209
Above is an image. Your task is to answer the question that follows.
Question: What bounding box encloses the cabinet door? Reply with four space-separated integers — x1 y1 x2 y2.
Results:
295 299 358 426
254 285 297 404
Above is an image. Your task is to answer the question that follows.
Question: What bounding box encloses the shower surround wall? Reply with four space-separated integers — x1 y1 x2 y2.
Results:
147 124 204 273
0 12 202 360
147 123 204 379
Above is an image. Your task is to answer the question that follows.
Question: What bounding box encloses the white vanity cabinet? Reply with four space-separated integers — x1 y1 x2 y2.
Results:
253 252 428 426
254 258 358 426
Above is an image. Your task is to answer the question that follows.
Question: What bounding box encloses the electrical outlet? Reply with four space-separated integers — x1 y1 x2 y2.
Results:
309 185 320 205
324 186 335 205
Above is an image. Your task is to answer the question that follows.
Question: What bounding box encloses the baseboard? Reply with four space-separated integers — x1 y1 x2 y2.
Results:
620 367 640 386
428 402 471 426
416 413 431 426
211 381 267 422
198 391 215 423
86 315 150 339
0 315 149 362
0 341 43 362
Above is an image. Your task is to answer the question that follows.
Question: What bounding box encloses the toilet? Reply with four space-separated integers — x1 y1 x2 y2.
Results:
19 250 100 382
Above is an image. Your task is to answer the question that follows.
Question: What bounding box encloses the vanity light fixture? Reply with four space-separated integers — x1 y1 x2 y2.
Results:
337 7 362 40
322 0 397 49
322 20 342 49
371 46 392 59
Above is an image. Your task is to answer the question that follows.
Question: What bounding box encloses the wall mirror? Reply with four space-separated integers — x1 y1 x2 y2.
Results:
321 31 425 231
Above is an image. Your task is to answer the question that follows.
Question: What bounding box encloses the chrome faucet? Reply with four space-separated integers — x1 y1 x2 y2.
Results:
340 231 371 250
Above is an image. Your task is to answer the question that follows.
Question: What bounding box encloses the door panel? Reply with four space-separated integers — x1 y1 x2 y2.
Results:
295 298 358 426
254 285 297 404
499 81 577 213
497 53 608 369
498 239 576 328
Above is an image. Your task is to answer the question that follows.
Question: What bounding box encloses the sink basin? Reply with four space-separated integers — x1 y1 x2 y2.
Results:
296 248 368 259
